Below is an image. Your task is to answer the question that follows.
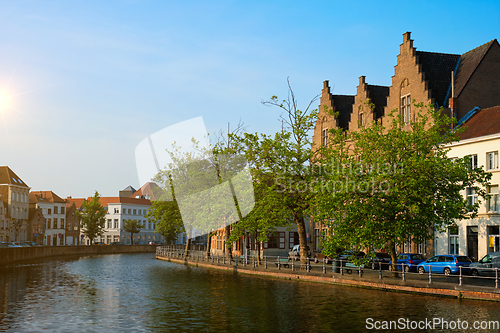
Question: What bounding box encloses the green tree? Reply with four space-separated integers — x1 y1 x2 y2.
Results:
76 191 107 245
313 104 491 269
230 80 319 266
123 219 144 245
145 200 184 245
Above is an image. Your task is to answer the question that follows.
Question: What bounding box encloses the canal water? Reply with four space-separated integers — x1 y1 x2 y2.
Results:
1 253 499 332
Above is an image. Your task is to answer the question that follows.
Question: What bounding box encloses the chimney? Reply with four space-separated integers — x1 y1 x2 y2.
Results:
359 76 366 85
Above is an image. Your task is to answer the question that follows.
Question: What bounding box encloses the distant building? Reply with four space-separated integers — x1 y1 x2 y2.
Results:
28 207 45 245
29 191 67 246
0 166 30 243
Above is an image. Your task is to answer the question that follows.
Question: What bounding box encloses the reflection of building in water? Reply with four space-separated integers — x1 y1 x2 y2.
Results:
0 166 30 243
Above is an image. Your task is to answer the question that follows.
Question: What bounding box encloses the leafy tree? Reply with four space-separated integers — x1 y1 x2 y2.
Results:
123 219 144 245
145 200 184 245
76 191 107 245
313 103 491 269
230 80 319 267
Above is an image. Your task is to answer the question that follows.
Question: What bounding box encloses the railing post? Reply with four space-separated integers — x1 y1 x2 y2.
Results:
429 265 432 284
379 262 382 279
402 265 406 282
278 256 280 270
340 260 343 275
496 268 499 289
223 255 225 265
323 259 326 274
358 265 362 277
265 255 267 269
307 258 310 272
292 258 295 271
459 266 463 286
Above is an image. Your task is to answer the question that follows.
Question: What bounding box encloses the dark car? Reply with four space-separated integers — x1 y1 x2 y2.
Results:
111 242 124 245
369 252 392 270
417 255 472 276
389 253 426 272
469 252 500 276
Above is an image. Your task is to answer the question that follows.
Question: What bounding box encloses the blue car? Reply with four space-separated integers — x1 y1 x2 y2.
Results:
389 253 426 272
417 255 472 276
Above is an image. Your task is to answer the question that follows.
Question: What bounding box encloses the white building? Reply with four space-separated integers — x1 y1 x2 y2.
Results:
29 191 67 246
76 187 165 245
436 106 500 261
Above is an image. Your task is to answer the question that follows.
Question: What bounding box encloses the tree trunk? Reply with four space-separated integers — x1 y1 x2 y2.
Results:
389 240 399 277
206 233 212 258
294 211 309 269
224 225 232 261
184 225 192 259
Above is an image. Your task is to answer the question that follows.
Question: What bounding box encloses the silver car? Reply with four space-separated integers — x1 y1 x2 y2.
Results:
469 252 500 276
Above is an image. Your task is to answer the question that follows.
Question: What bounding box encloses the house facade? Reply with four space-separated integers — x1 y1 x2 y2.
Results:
0 166 30 243
29 191 67 246
312 32 500 258
436 106 500 262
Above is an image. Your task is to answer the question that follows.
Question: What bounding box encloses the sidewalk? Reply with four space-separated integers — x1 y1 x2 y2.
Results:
156 254 500 302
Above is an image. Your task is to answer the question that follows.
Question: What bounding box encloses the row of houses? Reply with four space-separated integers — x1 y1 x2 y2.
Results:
0 169 167 246
311 32 500 261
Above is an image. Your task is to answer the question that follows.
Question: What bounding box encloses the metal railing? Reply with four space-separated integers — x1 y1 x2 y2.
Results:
156 247 500 290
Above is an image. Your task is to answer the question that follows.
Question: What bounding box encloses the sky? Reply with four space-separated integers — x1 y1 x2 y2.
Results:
0 0 499 198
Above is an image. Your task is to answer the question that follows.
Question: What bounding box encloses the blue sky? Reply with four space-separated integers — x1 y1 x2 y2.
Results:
1 0 499 198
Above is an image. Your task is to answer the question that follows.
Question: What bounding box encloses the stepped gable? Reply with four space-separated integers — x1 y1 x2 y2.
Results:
458 105 500 140
366 84 390 119
454 39 498 98
415 50 460 106
331 94 355 130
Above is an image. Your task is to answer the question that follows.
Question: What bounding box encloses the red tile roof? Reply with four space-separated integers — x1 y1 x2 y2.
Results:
0 166 29 187
67 196 151 209
458 105 500 140
30 191 66 204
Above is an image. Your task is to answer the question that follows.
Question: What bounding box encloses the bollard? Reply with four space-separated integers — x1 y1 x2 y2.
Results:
379 262 382 279
358 266 362 277
402 265 406 282
323 259 326 274
340 260 344 275
496 268 499 289
307 258 310 272
278 256 281 270
429 265 432 284
265 256 267 269
459 266 463 286
292 258 295 271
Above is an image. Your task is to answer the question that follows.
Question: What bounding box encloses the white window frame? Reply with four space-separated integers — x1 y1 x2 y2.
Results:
466 187 478 211
487 185 499 212
486 151 499 170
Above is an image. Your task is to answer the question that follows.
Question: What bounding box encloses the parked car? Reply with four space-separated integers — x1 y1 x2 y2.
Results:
417 255 472 276
111 242 124 245
288 245 311 260
8 242 23 248
369 252 392 270
469 252 500 276
389 253 426 272
0 242 9 247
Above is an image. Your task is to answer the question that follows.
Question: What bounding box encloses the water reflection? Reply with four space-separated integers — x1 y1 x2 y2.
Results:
0 253 499 332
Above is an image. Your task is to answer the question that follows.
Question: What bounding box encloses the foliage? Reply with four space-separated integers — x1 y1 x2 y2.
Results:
145 200 184 245
313 103 491 267
123 219 145 245
229 79 319 264
76 191 107 245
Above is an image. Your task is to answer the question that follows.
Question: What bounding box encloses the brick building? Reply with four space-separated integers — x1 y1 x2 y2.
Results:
312 32 500 257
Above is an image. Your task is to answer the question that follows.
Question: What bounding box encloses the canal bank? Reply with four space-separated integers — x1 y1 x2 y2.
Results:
156 255 500 302
0 245 156 265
